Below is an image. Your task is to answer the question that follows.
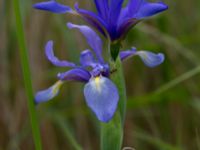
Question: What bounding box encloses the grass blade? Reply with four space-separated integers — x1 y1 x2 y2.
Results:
13 0 42 149
51 114 82 150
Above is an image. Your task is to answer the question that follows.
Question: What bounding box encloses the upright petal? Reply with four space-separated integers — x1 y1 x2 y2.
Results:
57 68 91 83
80 50 96 67
117 18 140 40
67 23 104 63
33 0 73 14
109 0 124 26
75 3 108 37
84 76 119 122
35 81 63 104
45 40 76 67
94 0 109 20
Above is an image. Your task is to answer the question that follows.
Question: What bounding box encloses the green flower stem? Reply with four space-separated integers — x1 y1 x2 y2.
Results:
110 57 127 123
100 112 123 150
13 0 42 149
100 44 127 150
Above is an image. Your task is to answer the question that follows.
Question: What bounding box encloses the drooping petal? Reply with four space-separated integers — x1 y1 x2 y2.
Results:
67 23 104 63
57 68 91 83
136 51 165 67
80 50 96 67
94 0 109 20
134 2 168 19
84 76 119 122
74 3 108 37
35 81 63 104
120 49 165 67
33 0 73 14
45 40 76 67
120 47 137 61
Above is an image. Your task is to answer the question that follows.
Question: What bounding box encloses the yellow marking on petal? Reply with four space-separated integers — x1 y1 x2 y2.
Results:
94 77 100 91
94 76 103 93
53 80 63 95
140 52 147 59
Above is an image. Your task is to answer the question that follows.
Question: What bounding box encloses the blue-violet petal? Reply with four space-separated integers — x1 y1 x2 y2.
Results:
67 23 104 63
94 0 109 20
80 50 96 67
120 47 137 61
45 40 76 67
74 3 108 37
57 68 91 82
134 2 168 19
109 0 124 27
33 0 72 14
84 76 119 123
35 80 63 104
137 51 165 67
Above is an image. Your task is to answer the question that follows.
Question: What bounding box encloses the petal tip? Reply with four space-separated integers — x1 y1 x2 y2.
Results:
158 2 169 10
47 40 53 46
67 22 73 29
137 51 165 67
33 1 72 14
34 81 63 104
158 53 165 62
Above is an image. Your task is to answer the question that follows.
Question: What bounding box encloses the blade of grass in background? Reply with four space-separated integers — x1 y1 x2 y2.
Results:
51 114 82 150
127 66 200 108
13 0 42 149
133 130 182 150
137 24 200 65
155 66 200 94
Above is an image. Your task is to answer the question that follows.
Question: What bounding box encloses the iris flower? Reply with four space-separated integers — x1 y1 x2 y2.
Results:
35 23 164 122
33 0 168 42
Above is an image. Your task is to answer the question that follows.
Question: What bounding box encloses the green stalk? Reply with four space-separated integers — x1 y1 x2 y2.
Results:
100 44 127 150
110 57 127 123
100 112 123 150
13 0 42 149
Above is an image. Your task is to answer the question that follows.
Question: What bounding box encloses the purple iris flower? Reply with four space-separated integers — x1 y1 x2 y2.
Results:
33 0 168 42
35 23 164 122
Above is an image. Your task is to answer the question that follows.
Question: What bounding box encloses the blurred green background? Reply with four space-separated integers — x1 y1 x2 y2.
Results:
1 0 200 149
